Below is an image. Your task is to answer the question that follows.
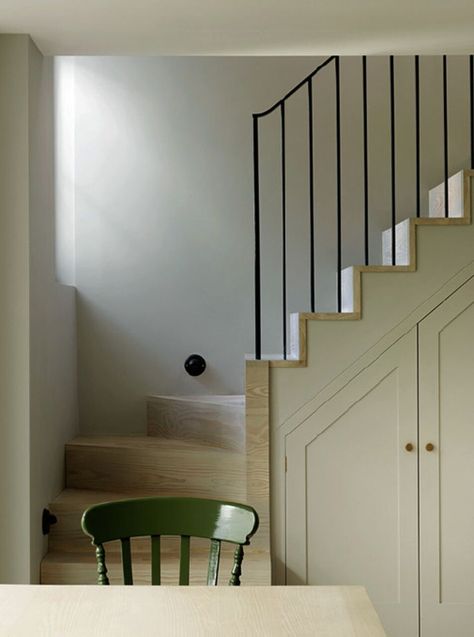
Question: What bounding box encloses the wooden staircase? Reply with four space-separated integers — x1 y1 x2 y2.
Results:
41 395 271 585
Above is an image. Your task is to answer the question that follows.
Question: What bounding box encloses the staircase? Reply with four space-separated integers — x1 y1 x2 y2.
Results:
251 168 474 587
282 170 472 366
41 395 271 585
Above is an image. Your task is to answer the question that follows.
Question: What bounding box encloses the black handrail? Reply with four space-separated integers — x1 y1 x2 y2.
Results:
252 54 474 360
254 56 336 118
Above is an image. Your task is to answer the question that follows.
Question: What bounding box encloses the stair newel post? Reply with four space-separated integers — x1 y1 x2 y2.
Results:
96 544 110 585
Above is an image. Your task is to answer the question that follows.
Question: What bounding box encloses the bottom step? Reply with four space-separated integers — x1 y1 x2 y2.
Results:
41 548 271 586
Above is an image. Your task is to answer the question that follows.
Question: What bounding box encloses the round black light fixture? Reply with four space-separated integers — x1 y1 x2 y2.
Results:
184 354 206 377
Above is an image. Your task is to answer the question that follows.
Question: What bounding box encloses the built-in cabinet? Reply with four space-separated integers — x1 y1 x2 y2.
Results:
285 276 474 637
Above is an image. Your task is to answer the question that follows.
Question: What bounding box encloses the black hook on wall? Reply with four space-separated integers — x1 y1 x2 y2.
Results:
184 354 206 377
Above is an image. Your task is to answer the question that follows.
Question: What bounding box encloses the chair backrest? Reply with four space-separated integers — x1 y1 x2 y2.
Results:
81 496 259 586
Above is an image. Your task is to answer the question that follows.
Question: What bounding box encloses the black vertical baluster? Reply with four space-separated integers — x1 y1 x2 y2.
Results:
470 55 474 169
252 115 261 360
308 79 315 312
280 102 287 359
335 57 342 312
443 55 449 218
362 56 369 265
390 56 396 265
415 56 421 217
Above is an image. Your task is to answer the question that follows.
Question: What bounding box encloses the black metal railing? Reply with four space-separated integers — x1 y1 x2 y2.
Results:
252 54 474 360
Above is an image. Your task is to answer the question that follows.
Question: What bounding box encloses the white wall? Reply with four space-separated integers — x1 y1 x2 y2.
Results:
68 56 320 433
0 35 78 583
54 57 76 286
62 56 471 435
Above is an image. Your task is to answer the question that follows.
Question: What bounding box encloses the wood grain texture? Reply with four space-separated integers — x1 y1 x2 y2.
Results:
40 547 271 586
49 489 154 553
0 585 387 636
147 395 245 452
245 361 270 552
66 436 246 500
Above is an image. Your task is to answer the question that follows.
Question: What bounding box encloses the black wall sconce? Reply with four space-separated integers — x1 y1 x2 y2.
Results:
184 354 206 377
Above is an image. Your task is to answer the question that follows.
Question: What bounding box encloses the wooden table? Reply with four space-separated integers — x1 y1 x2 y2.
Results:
0 585 387 636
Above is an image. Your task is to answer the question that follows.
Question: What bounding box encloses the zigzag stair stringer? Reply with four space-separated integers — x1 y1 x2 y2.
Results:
268 168 472 370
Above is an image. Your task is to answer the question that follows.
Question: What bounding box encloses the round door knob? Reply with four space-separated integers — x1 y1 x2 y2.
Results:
425 443 435 452
405 443 414 452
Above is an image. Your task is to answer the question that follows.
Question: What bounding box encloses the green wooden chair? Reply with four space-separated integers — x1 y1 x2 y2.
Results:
81 496 259 586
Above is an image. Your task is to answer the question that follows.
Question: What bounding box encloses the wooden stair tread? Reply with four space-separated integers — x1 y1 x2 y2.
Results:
51 488 140 509
51 488 250 511
67 435 241 455
148 395 244 405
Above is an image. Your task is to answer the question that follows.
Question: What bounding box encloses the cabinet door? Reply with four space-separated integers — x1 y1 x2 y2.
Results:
286 328 419 637
419 276 474 637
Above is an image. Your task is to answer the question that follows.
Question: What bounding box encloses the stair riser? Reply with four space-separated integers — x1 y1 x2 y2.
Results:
48 510 218 554
41 550 270 586
66 445 246 501
147 397 245 452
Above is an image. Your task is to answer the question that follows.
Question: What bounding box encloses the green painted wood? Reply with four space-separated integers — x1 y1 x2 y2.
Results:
120 538 133 585
207 539 221 585
151 535 161 585
96 544 110 585
229 544 244 586
82 496 259 586
179 535 190 585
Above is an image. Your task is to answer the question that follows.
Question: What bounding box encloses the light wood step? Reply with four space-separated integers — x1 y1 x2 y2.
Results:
66 436 246 501
40 548 271 586
49 489 152 553
49 488 266 554
428 169 465 218
382 170 467 266
147 395 245 452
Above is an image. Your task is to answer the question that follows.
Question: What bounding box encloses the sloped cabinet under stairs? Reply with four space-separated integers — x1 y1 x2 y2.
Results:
286 275 474 637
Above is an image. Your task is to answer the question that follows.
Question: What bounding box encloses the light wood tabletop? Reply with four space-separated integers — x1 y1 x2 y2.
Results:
0 585 386 636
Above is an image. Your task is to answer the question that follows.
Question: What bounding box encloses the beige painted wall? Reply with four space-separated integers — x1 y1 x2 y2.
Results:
28 40 78 582
0 35 78 583
0 34 31 584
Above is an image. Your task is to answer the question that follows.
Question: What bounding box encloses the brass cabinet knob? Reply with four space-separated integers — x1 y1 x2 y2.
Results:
425 443 435 452
405 443 414 452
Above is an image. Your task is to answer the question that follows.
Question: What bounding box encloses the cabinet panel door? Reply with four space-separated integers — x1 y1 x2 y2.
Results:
286 328 418 637
419 276 474 637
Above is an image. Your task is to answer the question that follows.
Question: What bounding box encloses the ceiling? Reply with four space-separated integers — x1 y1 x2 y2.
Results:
1 0 474 56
